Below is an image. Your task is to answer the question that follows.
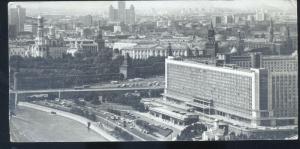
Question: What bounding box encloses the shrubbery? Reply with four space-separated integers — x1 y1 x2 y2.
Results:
176 123 207 141
113 127 134 141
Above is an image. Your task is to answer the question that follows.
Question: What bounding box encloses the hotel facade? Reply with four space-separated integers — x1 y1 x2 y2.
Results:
147 54 297 128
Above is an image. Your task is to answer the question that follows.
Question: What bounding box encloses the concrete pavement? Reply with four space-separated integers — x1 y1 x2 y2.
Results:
10 106 110 142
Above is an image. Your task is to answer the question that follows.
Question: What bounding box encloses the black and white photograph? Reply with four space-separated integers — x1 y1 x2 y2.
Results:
8 0 298 142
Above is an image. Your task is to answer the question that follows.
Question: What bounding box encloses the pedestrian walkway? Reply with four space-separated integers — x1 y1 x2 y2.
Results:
18 102 118 141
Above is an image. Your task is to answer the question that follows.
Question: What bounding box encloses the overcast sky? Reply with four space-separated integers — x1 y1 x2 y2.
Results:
8 0 297 16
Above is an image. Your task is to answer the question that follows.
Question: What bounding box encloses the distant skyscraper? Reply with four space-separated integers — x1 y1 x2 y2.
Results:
255 9 266 21
9 5 26 33
79 15 93 27
108 1 135 25
212 16 222 27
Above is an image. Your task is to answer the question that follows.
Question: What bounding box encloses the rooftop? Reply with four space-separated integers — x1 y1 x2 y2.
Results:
167 57 257 74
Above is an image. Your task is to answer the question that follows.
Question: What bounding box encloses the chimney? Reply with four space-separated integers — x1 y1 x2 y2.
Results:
251 52 262 68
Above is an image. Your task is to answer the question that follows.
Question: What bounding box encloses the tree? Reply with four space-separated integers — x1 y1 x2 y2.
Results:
177 123 207 141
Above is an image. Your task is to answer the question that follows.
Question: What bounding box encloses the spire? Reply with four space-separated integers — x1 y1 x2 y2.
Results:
208 20 215 44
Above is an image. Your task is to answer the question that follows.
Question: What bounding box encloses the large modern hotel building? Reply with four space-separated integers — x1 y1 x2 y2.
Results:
148 52 297 128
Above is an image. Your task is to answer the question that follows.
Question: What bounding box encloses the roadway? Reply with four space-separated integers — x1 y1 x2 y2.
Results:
10 106 108 142
88 106 158 141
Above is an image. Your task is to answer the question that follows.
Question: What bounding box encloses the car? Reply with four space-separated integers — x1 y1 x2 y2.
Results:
144 130 149 134
130 126 133 129
111 81 119 84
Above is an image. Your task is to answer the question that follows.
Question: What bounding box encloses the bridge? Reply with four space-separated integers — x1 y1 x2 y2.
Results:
10 87 164 94
9 87 164 110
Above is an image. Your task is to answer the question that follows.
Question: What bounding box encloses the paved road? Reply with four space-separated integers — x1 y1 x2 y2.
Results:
91 108 158 141
10 106 108 142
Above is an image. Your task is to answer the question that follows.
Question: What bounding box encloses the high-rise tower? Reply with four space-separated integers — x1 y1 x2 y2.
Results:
9 5 26 33
118 1 126 23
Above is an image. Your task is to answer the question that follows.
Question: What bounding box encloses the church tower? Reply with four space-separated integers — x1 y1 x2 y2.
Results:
207 21 215 44
205 21 216 57
95 21 105 53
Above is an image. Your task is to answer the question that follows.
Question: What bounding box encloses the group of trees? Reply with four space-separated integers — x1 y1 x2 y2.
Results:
176 123 207 141
105 93 147 112
69 106 97 121
135 119 155 133
9 48 124 81
131 56 165 67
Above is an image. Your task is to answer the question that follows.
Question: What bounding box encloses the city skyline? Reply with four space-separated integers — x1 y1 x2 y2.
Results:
8 0 298 142
8 0 297 16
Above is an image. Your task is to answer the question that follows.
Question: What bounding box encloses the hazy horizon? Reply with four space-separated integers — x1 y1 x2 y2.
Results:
9 0 297 16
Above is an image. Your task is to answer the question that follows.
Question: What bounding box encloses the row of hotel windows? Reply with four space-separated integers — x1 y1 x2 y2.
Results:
231 59 298 71
274 110 297 117
167 76 252 98
168 64 253 81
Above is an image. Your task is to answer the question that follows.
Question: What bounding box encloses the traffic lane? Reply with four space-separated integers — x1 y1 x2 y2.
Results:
10 106 108 142
84 104 158 141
